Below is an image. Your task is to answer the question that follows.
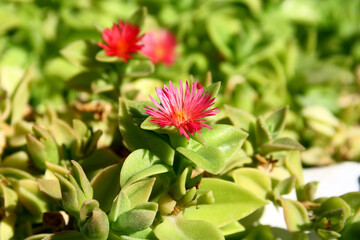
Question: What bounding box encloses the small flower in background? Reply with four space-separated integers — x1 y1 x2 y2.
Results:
141 30 177 66
98 20 143 62
145 80 219 139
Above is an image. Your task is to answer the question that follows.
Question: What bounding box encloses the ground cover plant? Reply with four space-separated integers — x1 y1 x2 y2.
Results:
0 0 360 239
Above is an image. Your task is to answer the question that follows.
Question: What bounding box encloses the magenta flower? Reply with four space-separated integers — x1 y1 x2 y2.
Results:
145 80 219 139
141 30 177 66
98 20 144 62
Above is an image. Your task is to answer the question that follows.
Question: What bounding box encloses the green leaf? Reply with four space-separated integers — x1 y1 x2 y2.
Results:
261 137 305 155
203 81 221 98
0 184 18 211
285 151 304 187
140 116 178 135
112 203 158 234
38 179 62 200
124 59 155 77
60 40 98 68
120 149 169 188
91 163 122 212
119 98 175 165
296 181 319 202
220 221 245 236
154 215 224 240
109 192 131 223
183 178 267 227
95 50 122 63
177 146 224 174
128 7 147 27
255 117 273 147
316 229 341 239
319 197 351 220
232 168 271 199
13 179 50 217
198 124 248 161
71 160 93 201
281 198 310 232
123 178 156 208
276 176 296 195
0 167 35 180
265 106 288 139
225 104 256 130
25 231 86 240
340 192 360 222
11 67 32 124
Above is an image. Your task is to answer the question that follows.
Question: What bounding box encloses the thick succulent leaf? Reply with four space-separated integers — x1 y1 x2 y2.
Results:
284 151 304 187
169 168 189 200
1 151 30 170
60 40 98 67
128 7 147 27
281 198 310 232
0 184 18 211
140 116 178 135
80 148 120 172
0 212 16 240
154 215 224 240
111 203 158 234
177 146 224 174
317 229 341 239
11 67 32 124
255 117 273 147
123 178 156 208
96 50 122 63
264 106 288 139
124 60 155 77
317 208 346 232
220 221 245 236
232 168 271 199
120 149 169 188
71 160 93 200
109 192 131 223
203 81 221 98
0 167 35 180
119 98 175 165
183 178 267 227
340 192 360 222
38 179 62 200
55 173 80 216
199 124 248 161
296 181 319 202
91 163 122 212
319 197 351 220
13 179 50 217
66 71 102 92
276 176 296 195
224 104 256 131
261 137 305 155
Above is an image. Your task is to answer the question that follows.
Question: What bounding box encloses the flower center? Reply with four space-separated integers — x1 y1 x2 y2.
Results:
117 41 128 54
155 46 165 60
174 110 188 125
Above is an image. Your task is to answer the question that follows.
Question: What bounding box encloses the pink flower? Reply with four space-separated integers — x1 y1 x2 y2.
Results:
141 30 177 66
98 20 144 62
145 80 219 139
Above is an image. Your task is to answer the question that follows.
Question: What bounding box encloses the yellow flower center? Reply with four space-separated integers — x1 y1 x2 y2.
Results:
174 111 188 124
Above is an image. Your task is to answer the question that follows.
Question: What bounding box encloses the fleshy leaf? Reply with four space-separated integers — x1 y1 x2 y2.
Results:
183 178 267 227
285 151 304 187
128 7 147 27
176 146 224 174
60 40 98 67
119 98 175 165
123 178 156 208
261 137 305 155
91 163 122 212
154 215 224 240
264 106 288 139
111 203 158 234
224 105 256 132
120 149 169 188
220 221 245 236
232 168 271 199
124 59 154 78
38 179 62 200
281 198 310 232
